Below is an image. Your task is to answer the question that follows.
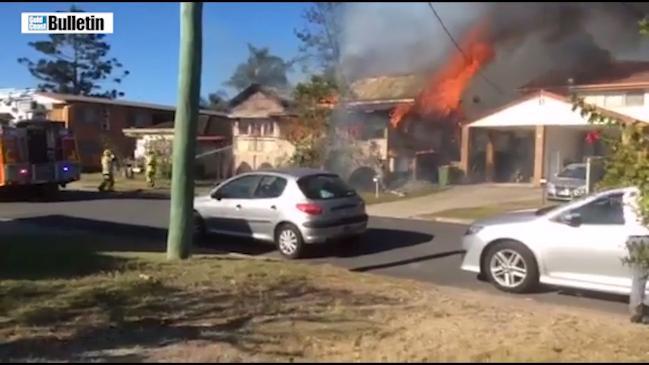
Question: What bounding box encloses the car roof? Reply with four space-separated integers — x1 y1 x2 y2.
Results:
243 167 337 179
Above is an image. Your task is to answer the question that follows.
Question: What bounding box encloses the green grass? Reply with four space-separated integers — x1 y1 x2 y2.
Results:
424 199 557 221
360 185 446 205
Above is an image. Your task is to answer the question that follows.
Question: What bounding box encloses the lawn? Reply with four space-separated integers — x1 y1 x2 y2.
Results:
2 228 649 362
424 199 560 221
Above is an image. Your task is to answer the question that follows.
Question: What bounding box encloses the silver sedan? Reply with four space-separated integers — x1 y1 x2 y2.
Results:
461 186 648 295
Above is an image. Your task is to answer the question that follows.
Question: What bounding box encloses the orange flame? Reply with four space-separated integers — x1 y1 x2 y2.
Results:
390 22 494 128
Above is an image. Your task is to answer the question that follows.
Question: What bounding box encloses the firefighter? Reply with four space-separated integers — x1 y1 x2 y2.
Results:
145 150 157 188
98 149 116 192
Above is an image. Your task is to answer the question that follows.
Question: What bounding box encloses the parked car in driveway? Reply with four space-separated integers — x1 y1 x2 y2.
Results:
545 162 604 201
193 168 368 259
461 186 648 295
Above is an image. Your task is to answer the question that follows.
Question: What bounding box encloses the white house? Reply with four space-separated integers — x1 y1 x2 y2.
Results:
460 62 649 186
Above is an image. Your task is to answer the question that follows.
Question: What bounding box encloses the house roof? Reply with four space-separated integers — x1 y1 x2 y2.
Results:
468 90 638 128
35 92 229 117
228 84 293 109
520 61 649 92
347 74 425 102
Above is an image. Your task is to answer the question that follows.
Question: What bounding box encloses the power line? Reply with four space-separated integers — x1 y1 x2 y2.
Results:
427 2 506 96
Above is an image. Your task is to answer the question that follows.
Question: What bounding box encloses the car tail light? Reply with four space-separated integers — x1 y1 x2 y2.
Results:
296 203 323 215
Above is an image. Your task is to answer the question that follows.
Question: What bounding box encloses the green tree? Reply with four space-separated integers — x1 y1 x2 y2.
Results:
284 74 338 167
294 2 344 82
17 6 129 98
166 2 203 261
225 44 293 92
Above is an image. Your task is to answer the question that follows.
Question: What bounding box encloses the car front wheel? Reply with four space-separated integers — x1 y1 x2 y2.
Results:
484 240 539 294
275 223 305 259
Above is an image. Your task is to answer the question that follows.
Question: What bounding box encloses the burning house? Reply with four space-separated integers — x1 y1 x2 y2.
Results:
337 21 494 189
337 2 649 188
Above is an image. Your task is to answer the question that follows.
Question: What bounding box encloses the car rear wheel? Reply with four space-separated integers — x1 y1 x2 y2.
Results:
275 223 304 259
484 240 539 294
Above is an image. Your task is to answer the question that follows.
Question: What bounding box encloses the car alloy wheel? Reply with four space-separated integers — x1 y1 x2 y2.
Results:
489 249 527 289
275 224 304 259
484 240 539 294
279 230 298 256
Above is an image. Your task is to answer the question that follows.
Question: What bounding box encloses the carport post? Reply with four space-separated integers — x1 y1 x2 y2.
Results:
533 125 546 186
485 130 495 182
460 125 470 180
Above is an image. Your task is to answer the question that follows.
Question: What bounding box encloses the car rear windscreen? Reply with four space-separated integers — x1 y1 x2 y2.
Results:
297 174 356 200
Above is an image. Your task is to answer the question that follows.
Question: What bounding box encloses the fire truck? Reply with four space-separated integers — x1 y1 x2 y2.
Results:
0 119 81 193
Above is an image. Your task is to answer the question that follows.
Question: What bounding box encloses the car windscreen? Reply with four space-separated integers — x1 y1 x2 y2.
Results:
297 174 356 200
558 165 586 179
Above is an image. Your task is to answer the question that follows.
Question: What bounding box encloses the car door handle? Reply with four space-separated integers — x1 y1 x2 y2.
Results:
235 204 242 210
270 205 277 210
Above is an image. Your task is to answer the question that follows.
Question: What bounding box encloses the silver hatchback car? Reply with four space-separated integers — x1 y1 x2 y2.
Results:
193 168 368 259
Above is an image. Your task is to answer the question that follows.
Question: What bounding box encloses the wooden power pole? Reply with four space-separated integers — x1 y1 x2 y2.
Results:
167 2 203 260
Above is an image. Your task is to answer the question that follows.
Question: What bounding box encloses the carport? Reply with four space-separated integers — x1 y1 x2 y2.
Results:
459 91 627 186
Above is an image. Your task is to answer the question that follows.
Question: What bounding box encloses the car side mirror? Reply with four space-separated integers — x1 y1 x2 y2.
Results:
562 212 582 227
211 190 223 201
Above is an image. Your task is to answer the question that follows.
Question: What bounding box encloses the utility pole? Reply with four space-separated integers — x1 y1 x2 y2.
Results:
167 2 203 260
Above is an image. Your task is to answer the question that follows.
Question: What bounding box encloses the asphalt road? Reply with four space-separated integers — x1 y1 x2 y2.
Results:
0 190 629 315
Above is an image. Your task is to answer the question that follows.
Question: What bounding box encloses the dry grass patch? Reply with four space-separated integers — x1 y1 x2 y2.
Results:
1 231 649 362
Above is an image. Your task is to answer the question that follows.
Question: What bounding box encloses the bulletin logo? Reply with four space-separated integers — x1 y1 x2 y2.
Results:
22 12 114 34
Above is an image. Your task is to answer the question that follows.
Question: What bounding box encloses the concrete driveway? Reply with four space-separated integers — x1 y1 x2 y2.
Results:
367 183 543 219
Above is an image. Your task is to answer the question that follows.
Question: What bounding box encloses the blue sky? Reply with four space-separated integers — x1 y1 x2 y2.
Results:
0 2 309 105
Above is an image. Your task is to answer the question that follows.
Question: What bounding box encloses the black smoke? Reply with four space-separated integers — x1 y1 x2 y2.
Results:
340 2 649 115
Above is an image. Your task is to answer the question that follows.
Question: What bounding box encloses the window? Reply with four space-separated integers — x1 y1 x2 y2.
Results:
568 193 625 225
297 174 356 200
251 122 262 136
625 92 645 107
253 176 287 198
238 121 251 135
135 111 150 127
81 106 100 124
216 175 261 199
101 107 110 131
263 121 275 136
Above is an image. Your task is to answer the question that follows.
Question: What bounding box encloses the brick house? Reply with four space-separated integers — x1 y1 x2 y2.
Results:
0 90 228 172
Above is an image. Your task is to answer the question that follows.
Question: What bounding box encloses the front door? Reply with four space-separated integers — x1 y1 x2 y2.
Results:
206 174 262 236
